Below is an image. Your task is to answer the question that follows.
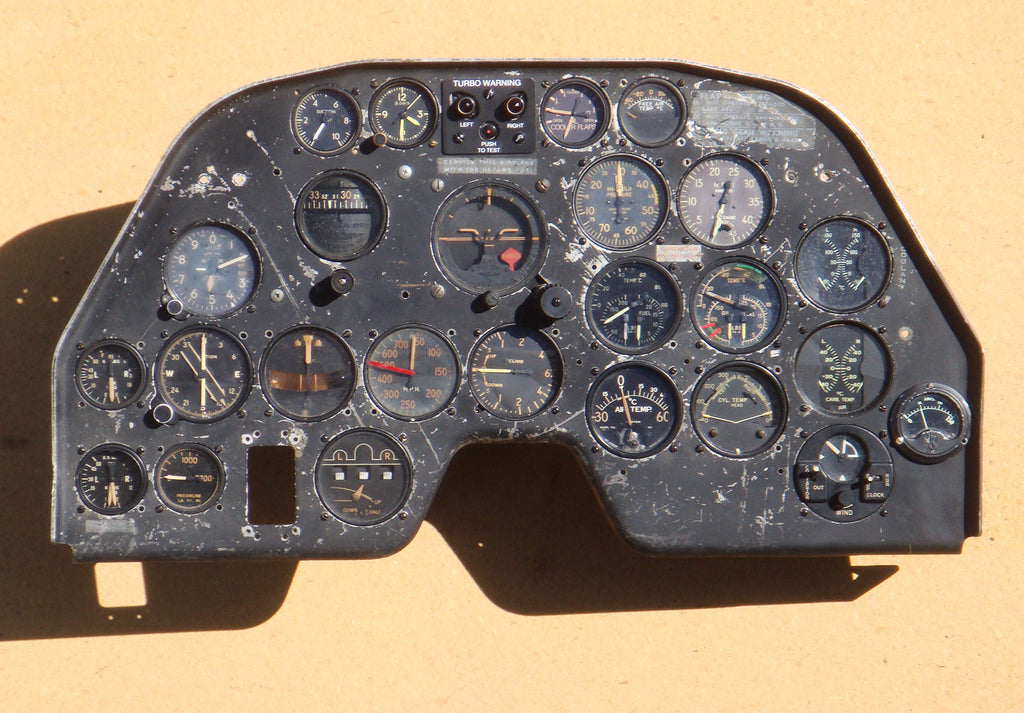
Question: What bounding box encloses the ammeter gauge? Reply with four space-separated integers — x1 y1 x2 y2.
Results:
890 383 971 463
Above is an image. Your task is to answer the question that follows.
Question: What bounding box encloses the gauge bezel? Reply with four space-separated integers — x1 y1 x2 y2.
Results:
154 443 225 514
368 78 438 149
617 77 687 148
794 320 893 416
364 323 461 421
260 325 356 422
585 361 682 458
889 382 971 464
585 257 682 354
291 86 362 155
467 324 564 421
676 152 775 248
794 216 893 313
540 78 611 148
572 154 670 251
75 339 147 410
690 258 787 354
294 169 388 262
74 444 148 516
162 222 261 319
691 360 788 458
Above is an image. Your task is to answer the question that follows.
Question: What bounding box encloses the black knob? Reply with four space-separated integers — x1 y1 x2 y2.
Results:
537 285 572 321
330 268 354 295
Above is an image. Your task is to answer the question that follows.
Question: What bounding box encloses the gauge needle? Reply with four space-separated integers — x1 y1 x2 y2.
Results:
367 361 415 376
312 118 327 141
603 306 630 324
409 336 417 374
705 290 738 307
200 377 207 410
825 439 842 455
302 333 314 365
618 382 634 427
217 254 247 270
709 181 732 239
107 376 117 403
106 481 118 508
162 474 188 481
474 367 514 374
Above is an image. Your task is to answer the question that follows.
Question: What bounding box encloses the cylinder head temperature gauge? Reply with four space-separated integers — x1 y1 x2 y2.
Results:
692 362 786 457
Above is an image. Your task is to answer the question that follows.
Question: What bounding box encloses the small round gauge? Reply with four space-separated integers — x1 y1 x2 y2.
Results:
292 87 360 155
573 155 669 250
692 362 787 457
295 171 387 262
618 78 686 147
163 224 258 317
890 383 971 463
795 323 890 415
795 218 891 312
541 79 609 147
155 327 251 423
692 260 785 352
315 429 412 525
677 154 773 247
431 182 547 295
154 444 224 514
365 325 459 420
369 79 437 148
76 340 146 409
794 425 893 521
817 434 868 484
75 445 146 516
586 258 681 353
586 363 680 458
261 326 355 421
468 326 562 419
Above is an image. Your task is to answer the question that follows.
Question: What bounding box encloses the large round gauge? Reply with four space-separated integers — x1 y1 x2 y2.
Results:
586 363 680 458
468 326 562 419
794 425 893 522
677 154 773 247
365 325 459 420
692 362 787 457
618 78 686 147
691 260 785 352
890 383 971 463
163 224 258 318
795 323 890 415
296 171 387 261
76 340 146 409
431 182 547 295
292 87 360 155
541 79 609 147
573 155 669 250
155 327 251 423
261 326 355 421
315 429 412 525
154 444 224 514
795 218 891 312
586 258 681 353
369 79 437 148
75 445 147 516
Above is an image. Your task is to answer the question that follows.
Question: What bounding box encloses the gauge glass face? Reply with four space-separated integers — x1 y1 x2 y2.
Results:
292 88 360 154
586 363 680 458
795 323 890 415
296 171 387 261
365 325 459 420
692 363 786 457
677 154 772 247
795 218 890 312
155 328 251 423
315 429 411 525
573 155 669 250
262 327 355 421
369 80 436 148
618 79 686 147
75 445 146 516
468 326 562 419
155 444 224 514
817 434 868 483
891 385 970 462
692 260 784 352
432 182 546 295
541 79 609 147
163 224 258 317
586 259 680 353
76 340 146 409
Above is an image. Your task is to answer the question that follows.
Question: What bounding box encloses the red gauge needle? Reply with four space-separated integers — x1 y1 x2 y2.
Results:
367 361 415 376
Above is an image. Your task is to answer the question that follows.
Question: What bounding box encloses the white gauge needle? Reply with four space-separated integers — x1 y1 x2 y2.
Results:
217 255 247 270
825 439 842 455
162 474 188 481
475 367 514 374
618 382 634 427
312 121 327 141
603 306 630 324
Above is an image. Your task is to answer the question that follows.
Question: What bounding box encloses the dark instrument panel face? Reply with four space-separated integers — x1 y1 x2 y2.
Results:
51 60 981 561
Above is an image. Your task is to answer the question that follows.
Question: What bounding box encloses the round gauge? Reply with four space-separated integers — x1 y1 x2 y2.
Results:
295 171 387 262
794 425 894 521
261 326 355 421
154 444 224 514
468 326 562 420
890 383 971 463
369 79 437 148
365 325 459 420
315 429 412 525
677 154 773 247
692 260 785 353
795 323 890 415
692 362 787 457
795 218 891 312
817 433 869 484
431 182 547 295
586 363 680 458
76 340 146 409
155 327 251 423
586 258 681 353
75 445 146 516
573 155 669 250
292 87 360 155
163 224 258 318
541 79 609 147
618 78 686 147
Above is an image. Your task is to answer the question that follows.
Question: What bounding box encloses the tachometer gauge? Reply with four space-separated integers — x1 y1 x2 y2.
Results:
369 79 437 148
795 217 891 312
586 258 681 353
691 260 785 352
586 363 680 458
573 155 669 250
365 325 459 420
795 322 890 415
154 444 224 514
155 327 251 423
75 445 147 516
163 224 258 317
315 429 412 525
468 326 562 419
890 383 971 463
677 154 773 247
618 78 686 147
261 326 355 421
292 87 360 155
692 362 786 457
541 79 609 147
296 171 387 261
76 340 146 409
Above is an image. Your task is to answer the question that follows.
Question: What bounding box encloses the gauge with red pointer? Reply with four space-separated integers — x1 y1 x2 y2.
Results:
365 325 460 420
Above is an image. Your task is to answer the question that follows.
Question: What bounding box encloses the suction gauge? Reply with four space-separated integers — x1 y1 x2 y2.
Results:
292 87 360 154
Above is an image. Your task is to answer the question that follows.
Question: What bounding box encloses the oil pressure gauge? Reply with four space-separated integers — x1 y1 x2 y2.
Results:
586 363 680 458
890 383 971 463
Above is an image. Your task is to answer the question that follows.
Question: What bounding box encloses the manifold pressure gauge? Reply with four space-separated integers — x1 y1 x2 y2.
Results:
573 155 669 250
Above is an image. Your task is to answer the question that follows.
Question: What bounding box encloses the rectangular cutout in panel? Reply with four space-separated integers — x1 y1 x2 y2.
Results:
95 562 147 608
247 446 296 525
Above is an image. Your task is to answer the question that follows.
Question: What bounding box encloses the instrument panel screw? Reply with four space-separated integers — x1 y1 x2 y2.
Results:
536 178 551 193
270 288 285 303
592 446 601 453
800 508 809 517
669 445 678 453
77 446 86 455
799 222 807 231
430 283 446 299
447 408 456 416
879 296 890 308
247 305 257 313
431 178 445 193
321 434 329 443
398 165 413 179
599 79 609 88
321 513 330 521
772 261 782 270
880 509 888 517
76 342 85 350
656 237 665 244
695 445 705 453
398 511 409 521
591 367 600 375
